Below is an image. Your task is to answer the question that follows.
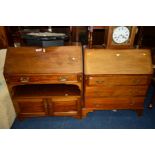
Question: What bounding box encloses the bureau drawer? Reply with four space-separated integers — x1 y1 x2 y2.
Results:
87 75 150 86
85 97 144 109
6 74 79 84
85 86 148 97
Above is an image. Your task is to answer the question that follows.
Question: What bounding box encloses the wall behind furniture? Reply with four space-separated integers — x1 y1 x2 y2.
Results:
0 49 16 128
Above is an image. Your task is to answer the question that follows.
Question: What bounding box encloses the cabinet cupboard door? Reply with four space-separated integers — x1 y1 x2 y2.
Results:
15 98 48 117
15 98 81 118
48 99 81 116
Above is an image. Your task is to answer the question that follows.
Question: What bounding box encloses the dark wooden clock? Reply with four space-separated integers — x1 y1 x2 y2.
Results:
105 26 137 49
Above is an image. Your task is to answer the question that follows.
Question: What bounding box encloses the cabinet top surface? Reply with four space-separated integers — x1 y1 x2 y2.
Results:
4 46 82 75
84 49 153 75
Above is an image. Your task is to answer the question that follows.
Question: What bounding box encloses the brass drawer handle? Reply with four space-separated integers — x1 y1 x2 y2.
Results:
58 76 67 82
20 77 30 83
77 76 82 82
96 80 104 84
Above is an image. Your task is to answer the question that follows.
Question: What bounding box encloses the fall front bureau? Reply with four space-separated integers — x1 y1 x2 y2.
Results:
4 46 153 119
4 46 83 119
83 48 153 117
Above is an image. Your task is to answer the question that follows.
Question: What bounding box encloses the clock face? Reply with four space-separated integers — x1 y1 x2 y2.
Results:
112 26 130 44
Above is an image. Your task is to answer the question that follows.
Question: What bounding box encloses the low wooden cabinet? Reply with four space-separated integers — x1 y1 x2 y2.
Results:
15 97 81 118
4 46 83 119
83 49 153 116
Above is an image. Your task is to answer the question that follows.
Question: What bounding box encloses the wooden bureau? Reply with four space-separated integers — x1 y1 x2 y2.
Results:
83 49 153 116
4 46 83 119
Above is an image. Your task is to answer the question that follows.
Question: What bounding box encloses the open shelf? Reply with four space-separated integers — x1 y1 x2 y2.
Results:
13 84 81 98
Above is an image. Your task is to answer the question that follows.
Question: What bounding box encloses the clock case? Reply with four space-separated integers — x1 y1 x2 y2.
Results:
105 26 137 49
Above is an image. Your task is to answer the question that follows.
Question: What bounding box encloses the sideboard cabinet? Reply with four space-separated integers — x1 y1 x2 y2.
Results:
4 46 83 119
83 49 153 116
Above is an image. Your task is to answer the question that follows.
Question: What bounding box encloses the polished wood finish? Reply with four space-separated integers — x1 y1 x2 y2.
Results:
86 75 150 86
85 97 145 109
52 99 81 116
85 85 148 97
15 98 48 118
5 46 82 74
84 49 153 75
4 46 83 119
6 74 80 84
83 48 153 116
4 45 153 119
106 26 137 49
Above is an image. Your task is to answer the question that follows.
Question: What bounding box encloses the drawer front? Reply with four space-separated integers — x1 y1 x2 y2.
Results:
85 86 148 97
87 75 150 86
15 98 48 117
48 99 81 116
6 74 78 84
85 97 144 109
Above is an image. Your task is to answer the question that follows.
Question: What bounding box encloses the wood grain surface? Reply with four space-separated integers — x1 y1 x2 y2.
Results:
4 46 82 74
84 48 153 74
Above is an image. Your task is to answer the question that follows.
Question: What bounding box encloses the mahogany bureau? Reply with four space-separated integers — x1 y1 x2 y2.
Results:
83 48 153 117
4 46 83 119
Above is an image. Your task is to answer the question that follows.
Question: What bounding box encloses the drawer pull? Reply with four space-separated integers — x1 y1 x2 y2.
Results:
96 80 104 84
58 76 67 82
72 57 76 61
35 48 42 52
20 77 29 83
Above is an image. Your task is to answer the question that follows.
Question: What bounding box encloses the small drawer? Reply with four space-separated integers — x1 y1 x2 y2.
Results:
87 75 150 86
5 74 78 84
85 97 144 109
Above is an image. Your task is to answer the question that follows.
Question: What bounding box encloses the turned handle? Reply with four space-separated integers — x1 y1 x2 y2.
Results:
58 76 67 82
20 77 29 83
96 80 104 84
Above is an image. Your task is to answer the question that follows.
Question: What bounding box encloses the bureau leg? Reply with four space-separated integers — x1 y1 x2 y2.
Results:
135 109 143 117
148 91 155 109
148 79 155 109
73 115 82 119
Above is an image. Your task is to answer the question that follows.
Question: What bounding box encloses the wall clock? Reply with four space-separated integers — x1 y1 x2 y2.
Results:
105 26 137 49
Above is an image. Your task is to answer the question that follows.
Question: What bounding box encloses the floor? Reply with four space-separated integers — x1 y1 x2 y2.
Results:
11 86 155 129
